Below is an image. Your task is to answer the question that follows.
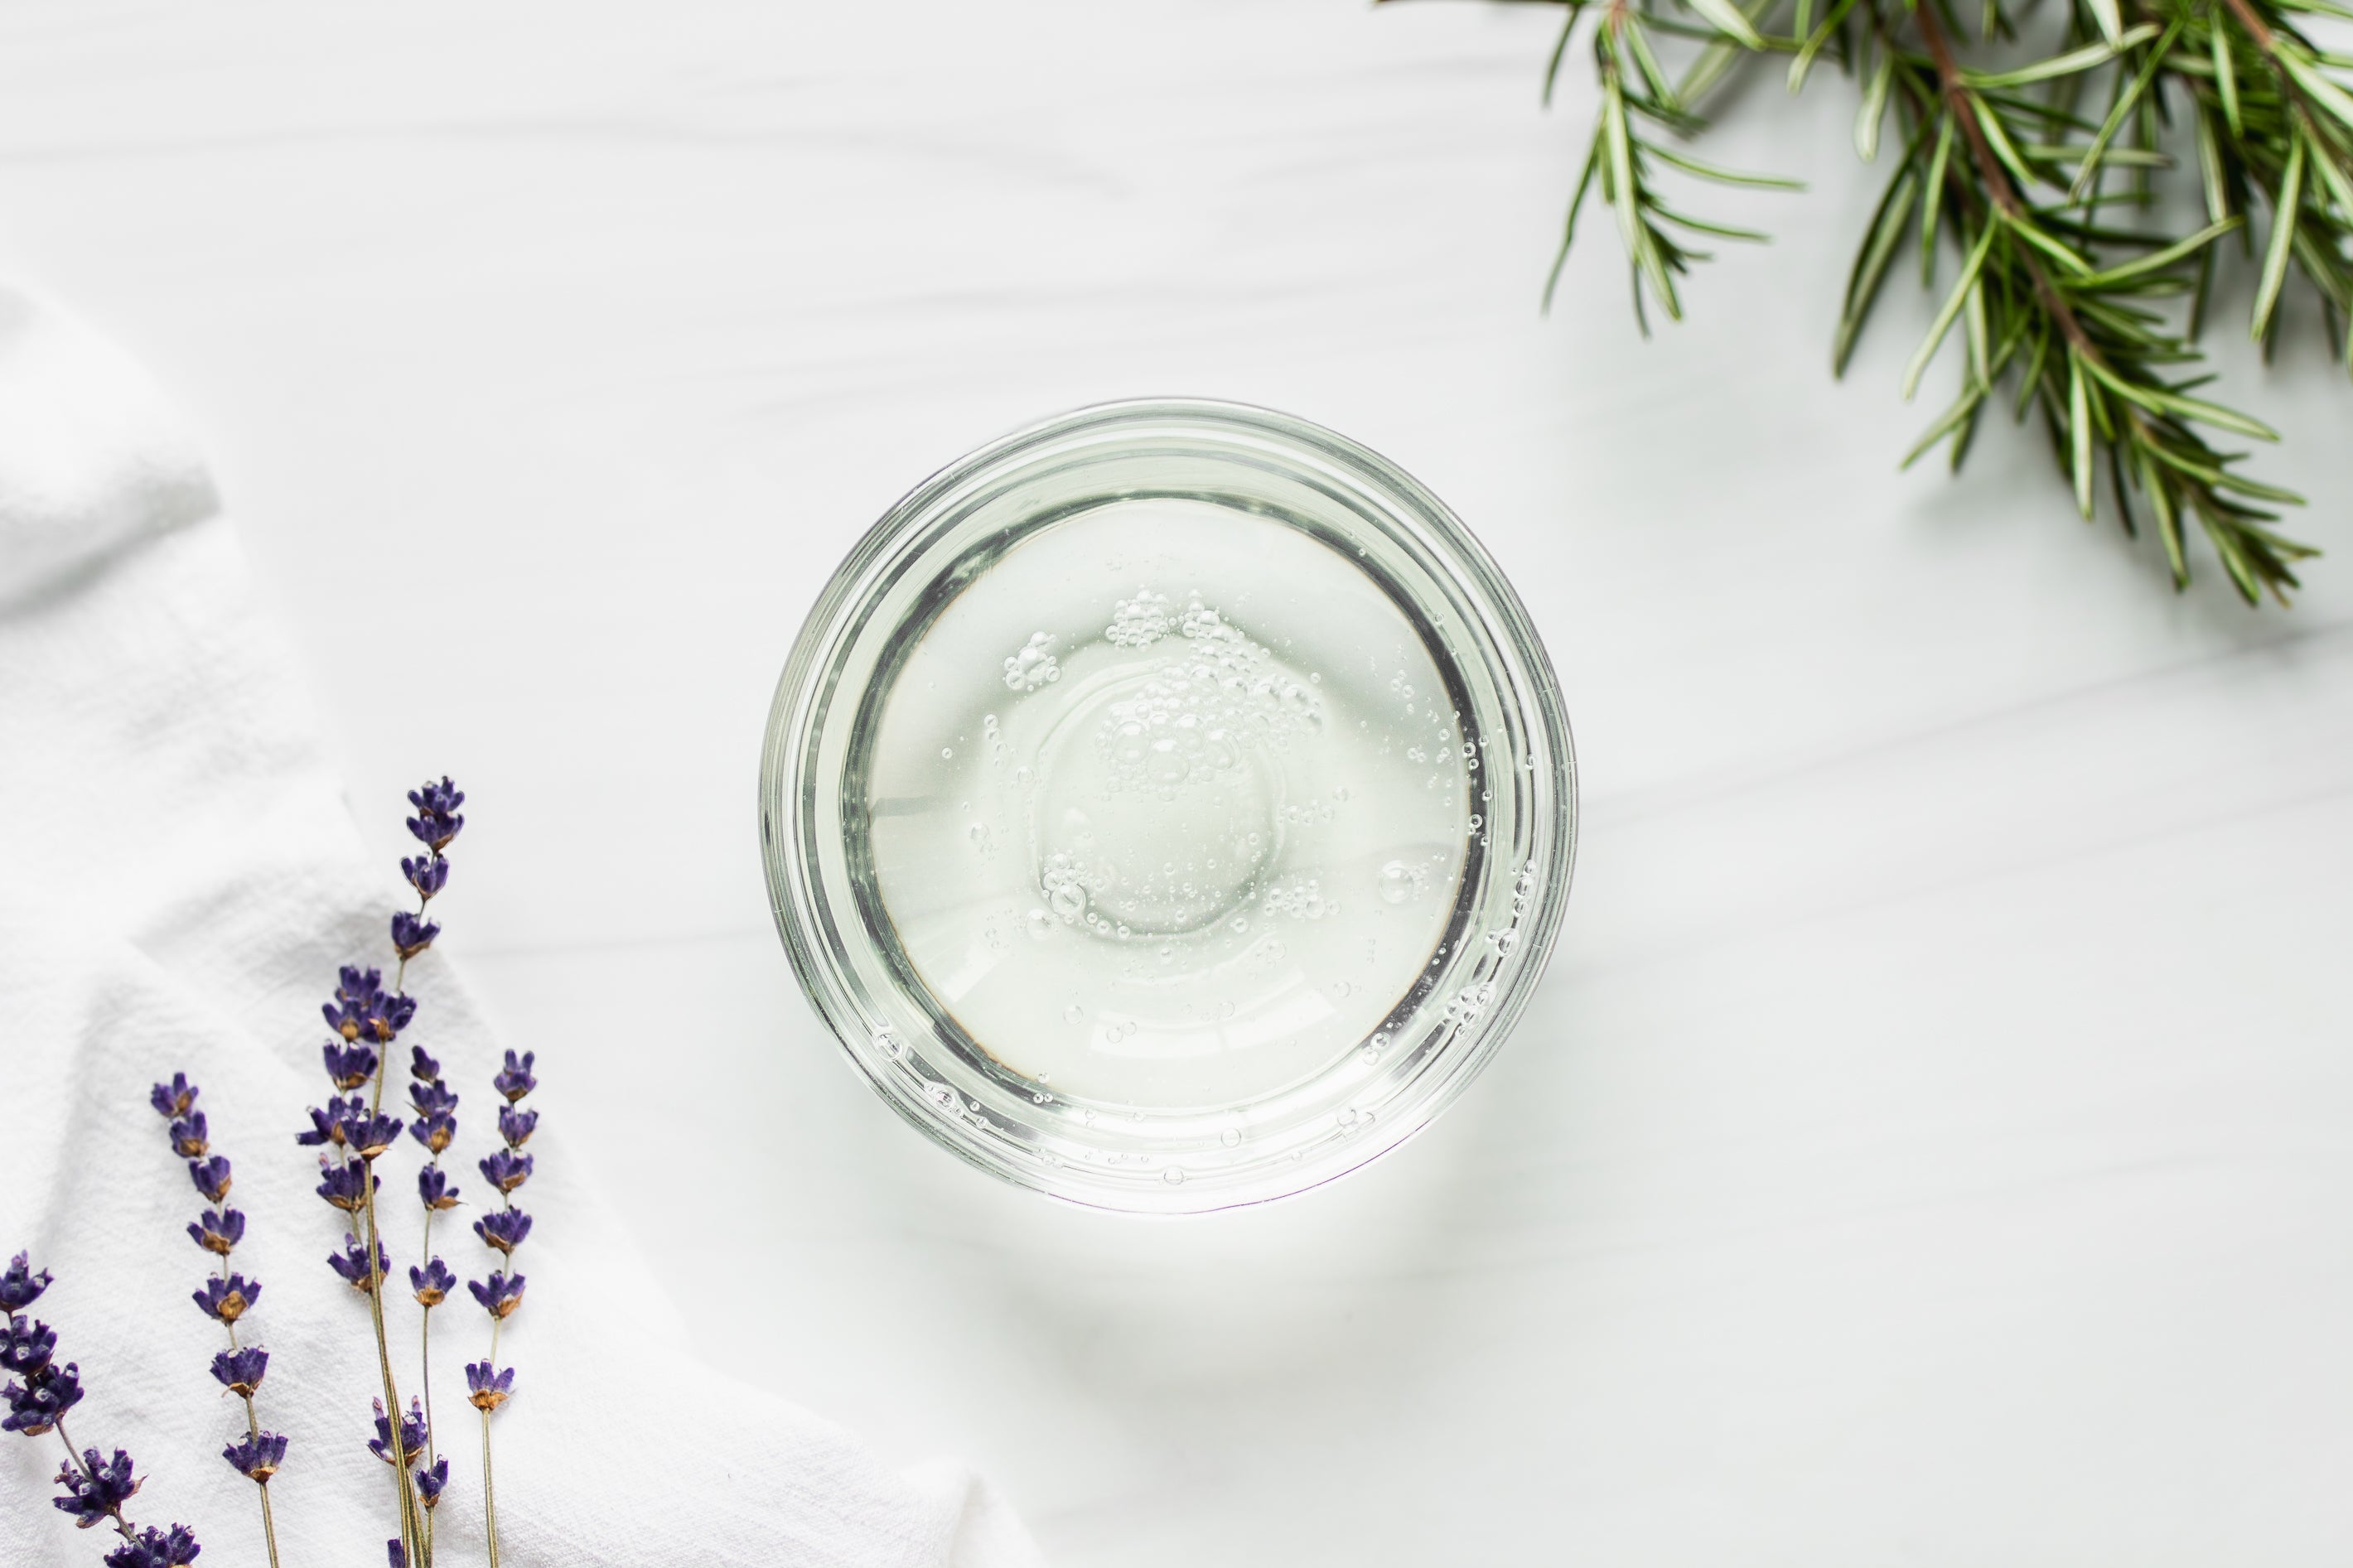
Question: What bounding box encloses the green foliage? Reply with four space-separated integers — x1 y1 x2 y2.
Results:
1393 0 2353 604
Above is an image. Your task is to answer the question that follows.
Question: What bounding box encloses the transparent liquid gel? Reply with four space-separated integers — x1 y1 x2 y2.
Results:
866 498 1471 1110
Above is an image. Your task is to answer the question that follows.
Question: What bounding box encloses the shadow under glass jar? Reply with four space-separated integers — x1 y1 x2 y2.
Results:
761 399 1575 1213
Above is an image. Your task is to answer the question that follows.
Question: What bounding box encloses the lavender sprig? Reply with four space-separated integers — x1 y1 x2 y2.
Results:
299 776 467 1568
2 1252 203 1566
467 1047 533 1568
151 1077 283 1568
406 1030 462 1542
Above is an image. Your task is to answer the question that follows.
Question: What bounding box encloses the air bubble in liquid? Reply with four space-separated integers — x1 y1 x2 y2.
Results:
1376 861 1414 905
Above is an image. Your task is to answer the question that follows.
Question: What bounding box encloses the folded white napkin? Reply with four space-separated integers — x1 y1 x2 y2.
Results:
0 287 1044 1567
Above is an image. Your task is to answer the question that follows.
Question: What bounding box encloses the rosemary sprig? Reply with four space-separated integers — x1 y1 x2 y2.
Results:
1393 0 2349 605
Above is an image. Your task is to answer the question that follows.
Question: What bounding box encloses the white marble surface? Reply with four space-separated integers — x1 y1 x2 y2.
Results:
6 2 2351 1561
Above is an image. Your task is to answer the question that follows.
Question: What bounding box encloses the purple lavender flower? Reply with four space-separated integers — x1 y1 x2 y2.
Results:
464 1359 515 1412
191 1276 259 1324
472 1208 532 1256
321 1041 379 1092
168 1112 209 1159
414 1456 449 1508
386 1539 408 1568
368 1397 428 1468
186 1156 233 1205
408 1045 441 1081
103 1522 202 1568
496 1104 538 1148
323 966 416 1045
323 965 384 1041
408 1257 456 1308
417 1166 460 1212
408 1078 459 1119
478 1149 532 1195
468 1271 525 1320
186 1209 244 1257
51 1445 139 1526
346 1111 405 1161
296 1094 365 1149
315 1157 375 1213
209 1346 268 1397
221 1430 287 1484
408 1112 456 1155
391 910 441 961
3 1359 83 1434
148 1075 198 1119
402 852 450 902
492 1049 537 1103
2 1315 56 1376
0 1252 51 1311
405 778 465 850
328 1234 388 1294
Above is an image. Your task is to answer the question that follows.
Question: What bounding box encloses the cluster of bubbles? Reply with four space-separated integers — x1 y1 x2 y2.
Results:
1442 981 1496 1028
1002 632 1061 692
1104 588 1176 649
1259 876 1339 921
1092 591 1321 801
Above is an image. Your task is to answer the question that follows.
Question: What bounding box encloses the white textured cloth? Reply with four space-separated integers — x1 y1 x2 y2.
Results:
0 287 1044 1568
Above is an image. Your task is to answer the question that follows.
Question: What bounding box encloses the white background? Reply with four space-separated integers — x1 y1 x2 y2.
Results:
5 2 2351 1561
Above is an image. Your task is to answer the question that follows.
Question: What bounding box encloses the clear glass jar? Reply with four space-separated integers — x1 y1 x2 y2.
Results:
761 399 1575 1212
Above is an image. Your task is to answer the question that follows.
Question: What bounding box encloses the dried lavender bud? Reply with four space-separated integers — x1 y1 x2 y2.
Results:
368 1397 428 1468
323 966 415 1045
1 1252 52 1312
386 1539 407 1568
405 778 465 851
186 1209 244 1257
391 910 440 961
472 1209 531 1256
401 853 450 902
209 1347 268 1397
221 1430 287 1484
464 1360 515 1412
477 1149 531 1196
408 1045 441 1081
322 966 382 1041
497 1105 537 1149
408 1112 455 1156
414 1456 449 1508
492 1050 536 1103
408 1078 458 1119
3 1359 83 1434
191 1276 258 1324
186 1156 232 1205
2 1315 56 1376
102 1521 201 1567
347 1112 404 1162
327 1235 388 1294
408 1257 455 1308
168 1112 209 1159
148 1075 198 1119
417 1166 460 1213
467 1271 524 1320
321 1042 379 1092
315 1158 375 1213
53 1446 140 1527
296 1095 365 1149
